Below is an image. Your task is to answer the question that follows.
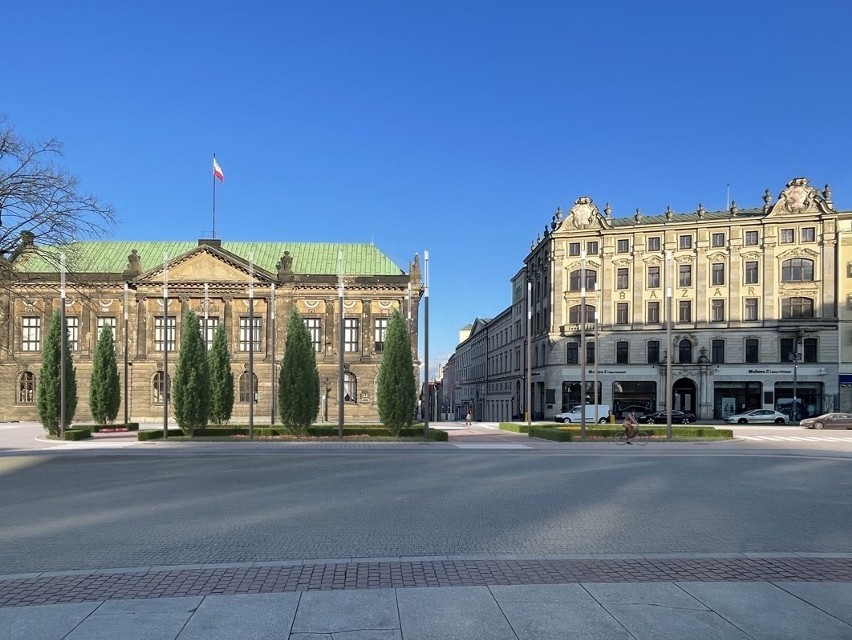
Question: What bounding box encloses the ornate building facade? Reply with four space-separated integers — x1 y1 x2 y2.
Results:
0 238 422 423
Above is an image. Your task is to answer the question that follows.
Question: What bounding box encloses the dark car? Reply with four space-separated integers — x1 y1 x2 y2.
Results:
638 410 696 424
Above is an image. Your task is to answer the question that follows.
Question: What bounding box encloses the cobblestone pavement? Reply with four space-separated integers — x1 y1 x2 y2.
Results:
2 555 851 608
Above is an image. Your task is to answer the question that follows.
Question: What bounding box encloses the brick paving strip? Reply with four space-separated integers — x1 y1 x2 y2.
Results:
1 556 851 608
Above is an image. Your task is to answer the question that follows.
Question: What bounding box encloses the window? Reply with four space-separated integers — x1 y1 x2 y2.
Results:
647 340 660 364
711 233 725 248
745 231 759 246
374 317 388 352
202 317 220 350
647 266 660 288
647 236 661 251
617 239 630 253
744 298 758 321
802 227 816 243
239 371 258 403
781 297 814 319
781 258 814 282
152 371 170 404
303 318 321 352
679 235 693 249
780 228 795 243
568 304 595 323
344 318 360 352
616 303 629 325
781 338 817 364
711 263 725 285
745 338 759 363
566 342 578 364
647 301 660 324
586 241 599 255
97 316 117 340
803 337 817 362
678 339 693 363
66 316 79 351
344 372 357 402
154 316 176 352
678 300 692 323
616 268 629 289
616 341 629 364
745 261 759 284
679 264 692 287
711 300 725 322
18 371 35 403
711 339 725 363
587 341 595 365
780 338 797 364
568 242 580 256
239 316 262 352
22 317 41 351
569 269 597 291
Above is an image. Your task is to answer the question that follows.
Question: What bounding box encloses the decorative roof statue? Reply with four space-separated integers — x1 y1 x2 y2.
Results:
665 205 673 221
763 189 772 213
697 203 706 219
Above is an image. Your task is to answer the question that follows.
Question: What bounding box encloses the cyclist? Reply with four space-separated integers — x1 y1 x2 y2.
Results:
622 412 638 444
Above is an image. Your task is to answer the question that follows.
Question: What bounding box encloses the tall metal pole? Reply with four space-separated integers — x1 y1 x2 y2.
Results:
271 282 276 426
526 279 531 426
665 250 673 440
124 281 129 426
60 253 66 440
248 254 254 439
163 252 169 439
424 250 430 440
793 338 800 422
203 283 209 351
338 249 345 438
594 284 600 423
580 250 587 439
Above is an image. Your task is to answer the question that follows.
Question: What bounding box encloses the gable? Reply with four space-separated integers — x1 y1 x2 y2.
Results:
138 247 272 284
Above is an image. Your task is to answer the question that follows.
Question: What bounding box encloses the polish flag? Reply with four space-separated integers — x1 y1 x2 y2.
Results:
213 157 224 182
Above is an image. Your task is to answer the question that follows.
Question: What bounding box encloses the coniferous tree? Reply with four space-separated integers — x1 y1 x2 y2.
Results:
208 324 234 424
37 310 77 435
172 310 210 435
278 310 319 434
89 325 121 424
376 310 416 435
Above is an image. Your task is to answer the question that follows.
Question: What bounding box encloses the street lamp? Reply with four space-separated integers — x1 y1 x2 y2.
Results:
579 250 587 439
60 252 66 440
526 278 531 426
593 283 600 423
792 341 802 422
665 250 673 440
424 249 430 440
163 252 169 439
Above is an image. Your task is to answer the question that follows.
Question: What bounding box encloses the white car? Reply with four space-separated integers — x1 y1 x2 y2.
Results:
724 409 788 424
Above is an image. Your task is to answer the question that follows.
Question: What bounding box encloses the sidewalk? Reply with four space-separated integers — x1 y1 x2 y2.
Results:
2 555 851 639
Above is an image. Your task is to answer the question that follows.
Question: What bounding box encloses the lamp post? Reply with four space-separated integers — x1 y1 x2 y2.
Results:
248 253 254 439
580 250 587 439
594 284 600 423
270 282 276 426
60 253 66 440
163 252 169 439
423 249 430 440
792 340 801 422
124 281 129 426
665 250 673 440
526 278 531 426
337 250 344 439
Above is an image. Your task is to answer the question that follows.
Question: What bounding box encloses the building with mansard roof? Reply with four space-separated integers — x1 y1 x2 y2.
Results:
1 237 422 424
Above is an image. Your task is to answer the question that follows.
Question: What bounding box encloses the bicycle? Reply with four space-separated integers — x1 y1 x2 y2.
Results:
616 427 649 446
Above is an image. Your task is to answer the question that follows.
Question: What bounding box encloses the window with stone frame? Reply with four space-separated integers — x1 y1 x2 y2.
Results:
616 341 629 364
569 269 597 292
154 316 176 352
711 263 725 286
711 299 725 322
744 230 759 246
239 371 258 403
66 316 79 351
745 338 759 363
781 258 814 282
711 233 725 248
711 339 725 363
802 337 817 362
647 266 661 288
801 227 816 243
744 261 759 284
344 318 360 352
568 242 581 256
239 316 262 352
678 339 693 363
568 304 596 324
374 317 388 352
616 268 629 289
344 371 357 402
647 236 661 251
615 303 629 325
617 239 630 253
647 340 660 364
586 241 599 255
21 316 41 352
780 228 795 243
202 317 219 350
97 316 117 341
744 298 759 321
781 297 814 319
679 235 693 250
18 371 35 403
678 264 692 287
152 371 171 404
566 342 578 365
647 301 660 324
678 300 692 323
303 317 321 352
587 341 595 365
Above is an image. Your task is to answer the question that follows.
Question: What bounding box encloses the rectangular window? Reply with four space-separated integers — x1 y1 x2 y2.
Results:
202 317 219 349
616 268 629 289
66 316 79 351
154 316 176 352
344 318 360 352
616 341 629 364
712 339 725 363
616 303 629 325
745 230 759 246
782 297 814 319
647 340 660 364
647 266 660 288
711 263 725 286
22 316 41 351
566 342 578 365
678 300 692 323
568 242 580 256
679 235 693 249
239 316 262 352
374 317 388 352
711 233 725 248
647 301 660 324
801 227 816 243
587 341 595 365
780 228 795 243
711 299 725 322
744 298 758 321
679 264 692 287
744 261 759 284
803 337 817 363
745 338 759 363
304 318 321 352
647 236 661 251
617 239 630 253
586 241 599 255
96 316 117 340
780 338 797 363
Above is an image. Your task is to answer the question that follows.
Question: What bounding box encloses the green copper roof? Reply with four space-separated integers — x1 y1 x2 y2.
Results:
15 241 405 276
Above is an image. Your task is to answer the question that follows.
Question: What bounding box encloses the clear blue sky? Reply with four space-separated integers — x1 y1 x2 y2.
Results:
6 1 852 378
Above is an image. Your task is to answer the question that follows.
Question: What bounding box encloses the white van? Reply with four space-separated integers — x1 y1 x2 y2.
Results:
554 404 610 424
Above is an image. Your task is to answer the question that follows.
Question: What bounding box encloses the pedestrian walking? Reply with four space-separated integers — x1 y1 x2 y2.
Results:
465 411 472 425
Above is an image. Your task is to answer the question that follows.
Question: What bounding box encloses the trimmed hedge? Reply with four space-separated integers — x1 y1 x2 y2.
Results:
529 427 573 441
62 428 92 441
137 428 184 440
499 422 531 434
538 426 733 440
86 423 140 433
136 424 450 441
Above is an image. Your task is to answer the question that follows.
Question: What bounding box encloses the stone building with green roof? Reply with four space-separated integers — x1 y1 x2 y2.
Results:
0 237 422 424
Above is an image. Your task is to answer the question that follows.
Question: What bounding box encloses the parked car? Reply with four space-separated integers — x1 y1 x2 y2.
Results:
800 413 852 429
617 405 649 420
554 404 610 424
724 409 787 424
637 410 696 424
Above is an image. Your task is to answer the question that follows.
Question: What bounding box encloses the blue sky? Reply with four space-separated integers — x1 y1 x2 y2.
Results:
5 1 852 377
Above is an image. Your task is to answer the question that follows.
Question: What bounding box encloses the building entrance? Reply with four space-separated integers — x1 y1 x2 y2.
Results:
673 378 696 413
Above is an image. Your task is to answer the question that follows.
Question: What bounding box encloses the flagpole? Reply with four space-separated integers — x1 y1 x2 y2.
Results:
212 154 217 239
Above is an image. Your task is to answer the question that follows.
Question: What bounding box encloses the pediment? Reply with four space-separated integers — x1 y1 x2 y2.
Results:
777 247 820 260
766 177 833 217
137 246 274 284
553 196 614 234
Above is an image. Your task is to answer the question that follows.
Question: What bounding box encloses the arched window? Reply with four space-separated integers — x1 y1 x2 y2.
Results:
152 371 171 404
678 339 693 364
568 269 597 292
344 372 357 402
781 297 814 319
239 371 258 403
18 371 35 403
568 305 597 323
781 258 814 282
